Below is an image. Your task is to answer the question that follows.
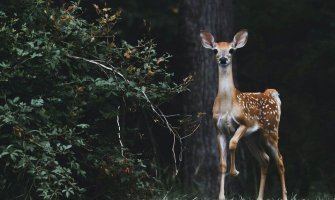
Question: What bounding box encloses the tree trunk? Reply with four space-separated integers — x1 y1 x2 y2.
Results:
180 0 246 198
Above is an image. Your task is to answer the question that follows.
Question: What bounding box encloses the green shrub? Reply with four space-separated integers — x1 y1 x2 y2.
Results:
0 1 189 199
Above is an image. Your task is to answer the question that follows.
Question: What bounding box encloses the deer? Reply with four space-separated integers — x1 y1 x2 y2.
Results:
200 30 287 200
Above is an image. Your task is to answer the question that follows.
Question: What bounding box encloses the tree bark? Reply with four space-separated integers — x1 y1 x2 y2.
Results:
179 0 245 198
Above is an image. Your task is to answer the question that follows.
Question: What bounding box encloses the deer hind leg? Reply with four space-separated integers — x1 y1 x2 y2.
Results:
267 134 287 200
229 125 247 176
217 133 227 200
245 134 270 200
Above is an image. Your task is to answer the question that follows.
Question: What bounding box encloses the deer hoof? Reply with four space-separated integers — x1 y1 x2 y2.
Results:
230 169 239 177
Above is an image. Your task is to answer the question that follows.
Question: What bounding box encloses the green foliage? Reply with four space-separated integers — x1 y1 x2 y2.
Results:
0 1 189 199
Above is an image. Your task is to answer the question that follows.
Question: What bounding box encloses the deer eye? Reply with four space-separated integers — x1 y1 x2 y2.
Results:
229 48 235 54
213 49 218 54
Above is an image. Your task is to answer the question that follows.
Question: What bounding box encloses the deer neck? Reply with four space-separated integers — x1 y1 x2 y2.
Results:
217 64 236 109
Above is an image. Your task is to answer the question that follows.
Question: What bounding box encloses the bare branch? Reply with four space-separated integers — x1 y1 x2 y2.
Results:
141 88 183 175
67 54 128 82
116 106 125 157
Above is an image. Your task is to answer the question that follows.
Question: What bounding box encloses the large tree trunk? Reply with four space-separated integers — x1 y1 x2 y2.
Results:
180 0 247 198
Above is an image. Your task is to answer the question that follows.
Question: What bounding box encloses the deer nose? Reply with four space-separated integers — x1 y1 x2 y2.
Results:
219 57 228 64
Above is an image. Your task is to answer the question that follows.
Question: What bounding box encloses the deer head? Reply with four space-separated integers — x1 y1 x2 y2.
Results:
200 30 248 66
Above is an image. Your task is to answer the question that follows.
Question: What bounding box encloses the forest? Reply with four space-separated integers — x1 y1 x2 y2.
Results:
0 0 334 199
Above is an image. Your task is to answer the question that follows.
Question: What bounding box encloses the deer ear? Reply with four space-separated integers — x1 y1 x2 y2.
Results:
200 31 215 49
233 29 248 49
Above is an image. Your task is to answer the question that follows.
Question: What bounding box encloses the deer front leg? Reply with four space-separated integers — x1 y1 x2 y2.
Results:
229 125 247 176
217 133 227 200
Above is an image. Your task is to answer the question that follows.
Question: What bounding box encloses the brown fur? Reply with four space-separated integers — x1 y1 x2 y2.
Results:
215 42 230 49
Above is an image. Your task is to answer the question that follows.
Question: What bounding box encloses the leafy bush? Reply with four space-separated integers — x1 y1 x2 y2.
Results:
0 1 189 199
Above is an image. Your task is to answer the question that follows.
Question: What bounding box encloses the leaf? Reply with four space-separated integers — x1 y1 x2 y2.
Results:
40 141 51 150
0 61 10 68
30 52 43 58
76 124 90 129
0 151 9 158
63 145 72 150
31 98 44 107
13 97 20 103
